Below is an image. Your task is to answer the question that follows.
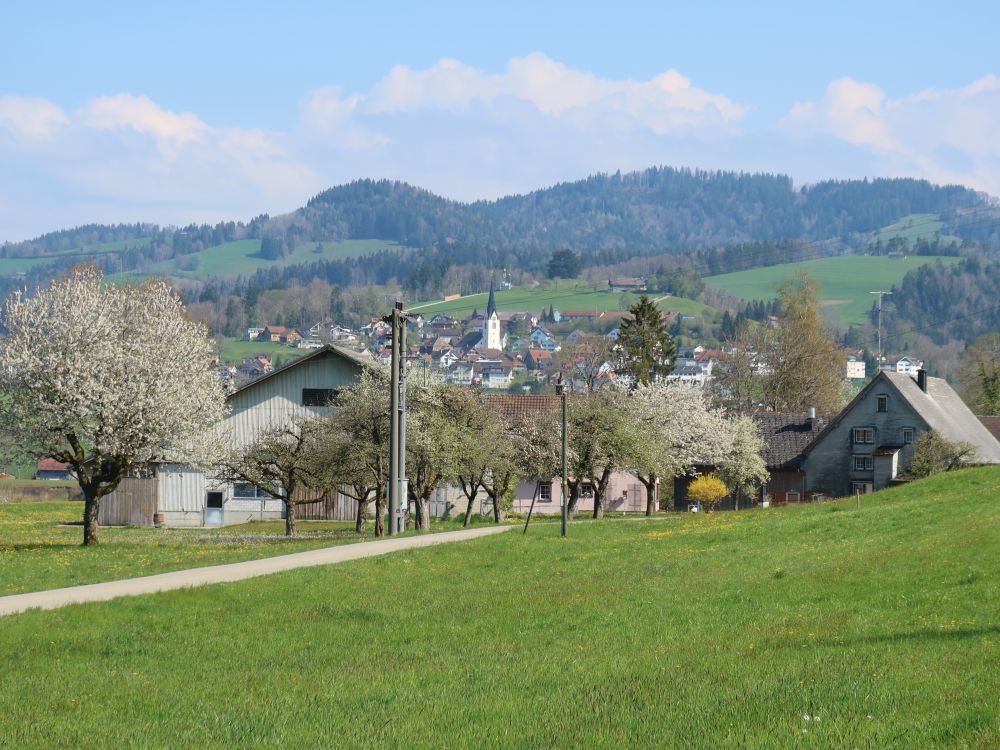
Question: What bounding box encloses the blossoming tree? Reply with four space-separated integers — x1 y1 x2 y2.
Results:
0 267 228 544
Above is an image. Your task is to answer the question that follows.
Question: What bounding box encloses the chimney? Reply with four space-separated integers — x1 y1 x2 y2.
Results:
917 368 928 393
807 406 816 428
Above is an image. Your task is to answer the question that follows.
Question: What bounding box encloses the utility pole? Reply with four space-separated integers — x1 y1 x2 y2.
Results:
869 290 892 371
397 313 408 531
556 373 568 537
388 303 401 535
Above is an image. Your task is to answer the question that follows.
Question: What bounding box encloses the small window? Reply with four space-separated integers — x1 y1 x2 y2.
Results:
580 483 595 499
852 482 873 495
903 428 914 444
538 482 552 503
233 483 272 499
852 427 875 444
302 388 336 406
786 491 800 504
853 455 874 472
876 395 888 413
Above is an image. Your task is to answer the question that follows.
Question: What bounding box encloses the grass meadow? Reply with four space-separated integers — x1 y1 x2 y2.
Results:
705 255 961 327
0 501 491 596
410 280 716 319
1 468 996 748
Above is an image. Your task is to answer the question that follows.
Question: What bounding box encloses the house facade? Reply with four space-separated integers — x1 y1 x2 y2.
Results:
803 370 1000 497
101 345 369 528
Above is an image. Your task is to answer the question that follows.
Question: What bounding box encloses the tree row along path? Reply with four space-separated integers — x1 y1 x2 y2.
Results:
0 525 512 617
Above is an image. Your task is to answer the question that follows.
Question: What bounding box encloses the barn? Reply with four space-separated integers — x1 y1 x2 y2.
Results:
98 344 370 528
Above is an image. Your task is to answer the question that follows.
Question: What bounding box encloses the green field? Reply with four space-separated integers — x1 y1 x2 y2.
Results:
874 213 960 244
410 281 716 319
0 501 497 596
215 337 306 364
705 255 961 327
144 238 406 279
2 468 996 747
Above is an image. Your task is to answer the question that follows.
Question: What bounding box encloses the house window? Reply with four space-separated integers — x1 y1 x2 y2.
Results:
903 428 914 444
233 483 273 499
852 482 873 495
876 395 888 413
580 483 595 499
852 427 875 444
538 482 552 503
302 388 337 406
786 491 801 504
853 455 874 472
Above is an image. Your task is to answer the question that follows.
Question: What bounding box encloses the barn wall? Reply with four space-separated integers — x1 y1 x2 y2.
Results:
223 350 363 448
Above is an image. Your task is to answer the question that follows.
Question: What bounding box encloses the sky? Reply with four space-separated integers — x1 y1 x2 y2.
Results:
2 0 999 242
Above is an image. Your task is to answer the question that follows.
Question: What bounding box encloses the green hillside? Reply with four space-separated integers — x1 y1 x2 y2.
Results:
144 238 407 279
2 468 996 746
410 281 716 319
705 255 961 327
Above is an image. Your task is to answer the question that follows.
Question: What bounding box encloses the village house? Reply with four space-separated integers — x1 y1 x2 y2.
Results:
880 355 923 375
608 276 647 293
34 459 74 481
802 370 1000 497
258 325 304 345
99 345 371 528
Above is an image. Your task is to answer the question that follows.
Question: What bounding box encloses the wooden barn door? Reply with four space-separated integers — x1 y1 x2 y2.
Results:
98 477 158 527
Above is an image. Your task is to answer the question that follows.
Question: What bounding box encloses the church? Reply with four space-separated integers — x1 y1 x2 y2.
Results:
476 279 505 351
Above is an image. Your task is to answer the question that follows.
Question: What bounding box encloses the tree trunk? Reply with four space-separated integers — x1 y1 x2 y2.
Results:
592 493 603 519
592 467 612 519
285 501 297 537
374 489 386 537
463 492 476 527
355 498 367 534
640 474 657 516
83 492 100 546
491 494 504 523
567 483 580 520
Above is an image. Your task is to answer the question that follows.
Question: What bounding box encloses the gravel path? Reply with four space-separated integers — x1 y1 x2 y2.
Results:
0 525 512 617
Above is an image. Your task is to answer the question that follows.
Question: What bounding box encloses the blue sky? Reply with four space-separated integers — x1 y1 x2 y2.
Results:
2 1 999 241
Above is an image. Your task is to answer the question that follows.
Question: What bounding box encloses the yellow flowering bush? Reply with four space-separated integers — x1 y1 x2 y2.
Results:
687 475 729 510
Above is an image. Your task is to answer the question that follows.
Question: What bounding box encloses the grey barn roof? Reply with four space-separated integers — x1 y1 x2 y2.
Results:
753 412 831 470
881 371 1000 463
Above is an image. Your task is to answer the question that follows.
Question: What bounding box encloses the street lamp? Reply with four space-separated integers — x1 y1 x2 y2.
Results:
555 374 568 537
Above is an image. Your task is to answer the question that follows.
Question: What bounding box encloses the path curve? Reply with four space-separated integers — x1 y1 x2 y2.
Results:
0 525 512 617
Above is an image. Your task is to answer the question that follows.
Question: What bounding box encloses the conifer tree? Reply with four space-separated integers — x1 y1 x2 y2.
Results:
617 295 677 387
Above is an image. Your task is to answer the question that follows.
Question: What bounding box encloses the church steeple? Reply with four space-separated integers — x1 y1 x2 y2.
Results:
486 277 497 319
482 276 502 350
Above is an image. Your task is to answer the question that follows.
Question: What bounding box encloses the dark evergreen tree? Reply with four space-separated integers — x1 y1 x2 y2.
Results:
617 295 677 387
547 250 581 279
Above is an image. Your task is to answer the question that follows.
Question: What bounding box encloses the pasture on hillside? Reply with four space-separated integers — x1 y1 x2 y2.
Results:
705 255 961 327
410 281 716 319
143 238 407 279
2 468 996 748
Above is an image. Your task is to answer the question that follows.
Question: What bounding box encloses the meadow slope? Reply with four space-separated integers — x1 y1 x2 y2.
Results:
1 468 997 748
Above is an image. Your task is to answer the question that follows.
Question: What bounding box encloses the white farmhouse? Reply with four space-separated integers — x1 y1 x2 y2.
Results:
100 345 370 527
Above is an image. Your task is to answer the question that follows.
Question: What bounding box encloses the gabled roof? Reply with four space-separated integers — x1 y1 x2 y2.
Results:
753 412 832 469
226 344 372 401
804 371 1000 463
978 415 1000 443
487 394 560 422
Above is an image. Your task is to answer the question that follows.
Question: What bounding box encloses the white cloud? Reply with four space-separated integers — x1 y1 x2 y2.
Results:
364 53 746 135
78 94 208 145
781 75 1000 194
0 96 69 140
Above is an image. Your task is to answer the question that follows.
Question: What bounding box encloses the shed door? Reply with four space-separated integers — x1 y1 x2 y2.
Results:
205 491 224 527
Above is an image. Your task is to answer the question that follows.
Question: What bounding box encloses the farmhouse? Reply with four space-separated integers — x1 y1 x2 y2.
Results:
98 345 370 528
802 370 1000 497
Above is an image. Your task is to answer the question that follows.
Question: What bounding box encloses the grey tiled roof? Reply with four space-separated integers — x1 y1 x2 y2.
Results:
753 412 831 469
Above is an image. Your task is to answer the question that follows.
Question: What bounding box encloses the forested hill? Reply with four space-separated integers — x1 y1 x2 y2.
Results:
3 168 990 263
290 169 987 252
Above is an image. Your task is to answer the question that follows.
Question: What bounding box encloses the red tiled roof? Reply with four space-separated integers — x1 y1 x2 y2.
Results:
487 395 560 422
37 459 70 471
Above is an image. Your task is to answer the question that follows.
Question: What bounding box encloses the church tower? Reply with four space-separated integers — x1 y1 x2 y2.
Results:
483 278 502 350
